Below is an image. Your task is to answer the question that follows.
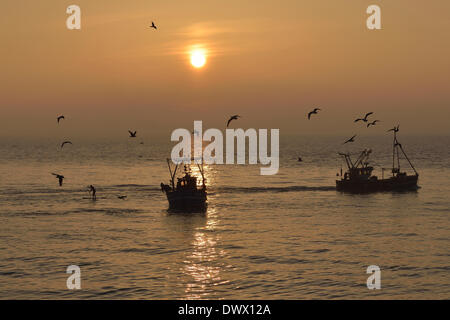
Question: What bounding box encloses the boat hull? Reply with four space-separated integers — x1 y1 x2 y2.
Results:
336 174 419 193
165 190 207 212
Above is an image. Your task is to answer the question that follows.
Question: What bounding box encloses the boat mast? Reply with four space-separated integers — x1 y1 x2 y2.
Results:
392 131 396 176
166 158 178 189
339 153 353 169
389 127 418 176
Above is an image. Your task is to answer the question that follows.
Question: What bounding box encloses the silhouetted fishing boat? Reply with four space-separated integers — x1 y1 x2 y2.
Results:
336 128 419 193
160 159 207 212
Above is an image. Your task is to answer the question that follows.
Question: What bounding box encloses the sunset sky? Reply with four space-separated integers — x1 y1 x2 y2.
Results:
1 0 449 139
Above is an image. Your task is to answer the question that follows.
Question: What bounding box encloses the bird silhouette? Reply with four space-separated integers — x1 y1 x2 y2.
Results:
57 115 65 123
150 22 157 29
387 125 400 133
367 120 380 128
61 141 72 148
298 157 303 162
117 195 127 200
52 173 65 186
307 108 321 120
88 185 97 200
354 112 374 123
343 135 357 144
128 130 137 138
227 115 241 127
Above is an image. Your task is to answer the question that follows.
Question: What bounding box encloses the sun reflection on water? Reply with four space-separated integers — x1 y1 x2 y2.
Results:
182 206 229 299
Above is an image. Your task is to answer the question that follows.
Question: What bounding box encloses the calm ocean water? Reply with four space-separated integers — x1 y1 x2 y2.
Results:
0 135 449 299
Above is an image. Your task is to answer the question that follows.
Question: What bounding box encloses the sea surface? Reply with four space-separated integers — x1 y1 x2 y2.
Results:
0 135 449 299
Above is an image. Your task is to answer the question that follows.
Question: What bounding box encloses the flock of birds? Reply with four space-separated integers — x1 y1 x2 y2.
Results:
303 108 399 162
52 111 241 196
51 114 135 200
51 109 240 198
307 108 385 144
50 109 400 193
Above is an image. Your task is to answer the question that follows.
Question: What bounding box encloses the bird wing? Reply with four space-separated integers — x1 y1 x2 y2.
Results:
227 118 232 127
308 111 313 119
365 112 374 119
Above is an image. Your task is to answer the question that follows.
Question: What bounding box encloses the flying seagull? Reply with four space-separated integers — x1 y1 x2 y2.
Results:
343 135 357 144
387 125 400 133
227 115 241 127
150 22 157 29
57 115 65 123
367 120 380 128
354 112 374 123
128 130 137 138
307 108 321 120
52 173 65 186
61 141 72 148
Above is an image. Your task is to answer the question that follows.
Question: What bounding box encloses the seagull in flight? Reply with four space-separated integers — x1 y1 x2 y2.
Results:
387 125 400 133
61 141 72 148
307 108 321 120
128 130 137 138
150 22 157 30
57 115 65 123
367 120 380 128
343 135 357 144
354 112 374 123
52 173 65 186
227 115 241 127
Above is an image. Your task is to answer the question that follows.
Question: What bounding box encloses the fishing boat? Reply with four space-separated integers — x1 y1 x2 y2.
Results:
160 159 207 212
336 128 419 193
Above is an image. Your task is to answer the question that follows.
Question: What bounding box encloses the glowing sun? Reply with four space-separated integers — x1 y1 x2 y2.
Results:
190 50 207 68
